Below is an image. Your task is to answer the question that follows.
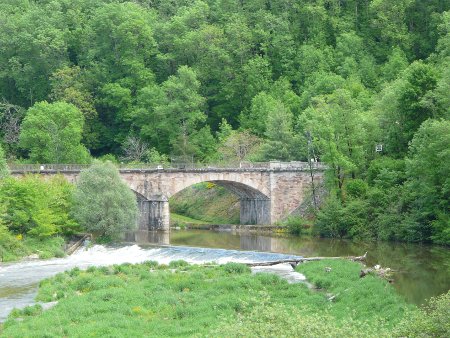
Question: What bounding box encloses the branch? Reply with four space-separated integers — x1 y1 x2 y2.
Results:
246 252 367 267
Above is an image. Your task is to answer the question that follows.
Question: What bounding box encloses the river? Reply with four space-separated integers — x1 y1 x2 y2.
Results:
0 229 449 322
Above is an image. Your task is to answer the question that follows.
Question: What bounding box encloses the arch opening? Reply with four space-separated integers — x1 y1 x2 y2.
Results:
168 180 270 228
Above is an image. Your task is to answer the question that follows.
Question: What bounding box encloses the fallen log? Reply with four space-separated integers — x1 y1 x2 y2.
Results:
66 234 91 255
360 264 394 282
246 252 367 267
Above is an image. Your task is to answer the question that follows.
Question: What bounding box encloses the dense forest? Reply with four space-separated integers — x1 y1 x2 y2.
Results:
0 0 449 245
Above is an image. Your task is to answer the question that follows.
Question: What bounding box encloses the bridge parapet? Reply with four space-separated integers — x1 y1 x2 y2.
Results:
8 161 326 173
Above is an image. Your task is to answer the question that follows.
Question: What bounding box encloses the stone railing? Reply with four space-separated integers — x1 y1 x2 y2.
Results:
9 161 327 173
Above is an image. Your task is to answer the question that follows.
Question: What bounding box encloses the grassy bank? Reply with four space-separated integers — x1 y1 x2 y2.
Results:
0 236 65 262
170 213 211 229
170 183 239 224
3 259 443 337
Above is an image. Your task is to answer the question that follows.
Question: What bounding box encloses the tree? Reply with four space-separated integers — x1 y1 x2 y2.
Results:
218 130 261 163
241 92 277 136
121 135 149 163
19 101 90 164
404 119 450 244
72 161 138 240
300 89 366 195
154 66 207 156
0 175 78 237
49 66 99 150
258 100 300 161
0 101 24 156
0 144 9 179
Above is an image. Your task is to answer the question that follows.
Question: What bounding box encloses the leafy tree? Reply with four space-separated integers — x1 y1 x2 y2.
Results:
0 175 79 237
300 89 366 194
19 101 90 164
0 2 68 106
404 119 450 244
80 2 157 91
368 0 413 58
381 47 409 82
390 62 439 154
49 66 99 149
241 92 278 137
154 66 207 156
72 161 138 240
258 100 300 161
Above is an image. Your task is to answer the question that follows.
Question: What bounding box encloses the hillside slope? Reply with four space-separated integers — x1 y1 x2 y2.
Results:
169 183 239 224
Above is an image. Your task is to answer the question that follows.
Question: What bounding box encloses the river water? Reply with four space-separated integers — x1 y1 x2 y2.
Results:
0 229 449 322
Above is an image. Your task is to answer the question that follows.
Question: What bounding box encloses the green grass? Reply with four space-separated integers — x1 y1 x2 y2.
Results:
296 259 411 324
0 236 65 262
170 213 211 228
170 183 239 224
1 260 420 337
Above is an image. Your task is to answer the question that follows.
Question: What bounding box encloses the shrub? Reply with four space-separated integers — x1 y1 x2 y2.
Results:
222 262 250 274
345 179 368 199
394 291 450 337
168 260 189 268
72 161 138 240
283 216 310 235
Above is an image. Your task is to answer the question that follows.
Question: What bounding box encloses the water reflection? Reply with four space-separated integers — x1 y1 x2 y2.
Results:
124 230 170 245
126 229 450 305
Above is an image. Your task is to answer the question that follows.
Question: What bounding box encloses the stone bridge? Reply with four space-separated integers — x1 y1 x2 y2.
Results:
10 162 325 231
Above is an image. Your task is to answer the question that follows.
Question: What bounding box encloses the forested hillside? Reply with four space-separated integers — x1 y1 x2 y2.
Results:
0 0 449 244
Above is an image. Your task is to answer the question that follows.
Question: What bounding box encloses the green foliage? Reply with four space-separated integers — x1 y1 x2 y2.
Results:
314 196 370 239
296 260 413 324
345 179 369 199
394 291 450 337
222 262 251 274
404 119 450 244
0 144 8 179
282 216 311 236
169 183 240 224
0 222 24 262
0 228 65 262
72 161 138 240
0 0 448 245
19 101 90 164
0 175 79 238
1 260 415 337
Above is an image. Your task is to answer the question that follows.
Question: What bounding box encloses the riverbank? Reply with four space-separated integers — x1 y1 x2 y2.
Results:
0 236 66 262
0 259 429 337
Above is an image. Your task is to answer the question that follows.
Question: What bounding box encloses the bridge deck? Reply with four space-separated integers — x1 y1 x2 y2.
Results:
9 162 326 173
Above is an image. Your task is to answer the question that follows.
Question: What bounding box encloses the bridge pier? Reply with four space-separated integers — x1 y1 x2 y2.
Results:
137 197 170 231
240 198 270 225
148 199 170 231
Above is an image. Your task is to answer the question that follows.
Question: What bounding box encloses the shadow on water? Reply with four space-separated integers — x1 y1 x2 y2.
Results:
126 229 450 305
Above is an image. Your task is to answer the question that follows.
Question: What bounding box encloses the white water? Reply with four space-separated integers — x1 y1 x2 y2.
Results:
0 244 305 322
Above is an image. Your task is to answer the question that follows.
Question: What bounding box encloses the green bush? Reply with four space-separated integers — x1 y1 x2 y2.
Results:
394 291 450 337
283 216 310 235
72 161 138 240
168 260 189 268
222 262 251 274
0 175 80 238
345 179 368 198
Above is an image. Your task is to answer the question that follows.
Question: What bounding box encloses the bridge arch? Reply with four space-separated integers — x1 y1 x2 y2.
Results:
10 162 326 230
130 178 271 230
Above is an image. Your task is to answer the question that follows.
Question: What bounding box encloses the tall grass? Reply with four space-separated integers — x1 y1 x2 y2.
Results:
1 260 429 337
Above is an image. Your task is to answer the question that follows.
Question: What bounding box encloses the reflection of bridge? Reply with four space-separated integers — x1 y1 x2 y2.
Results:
10 162 325 231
